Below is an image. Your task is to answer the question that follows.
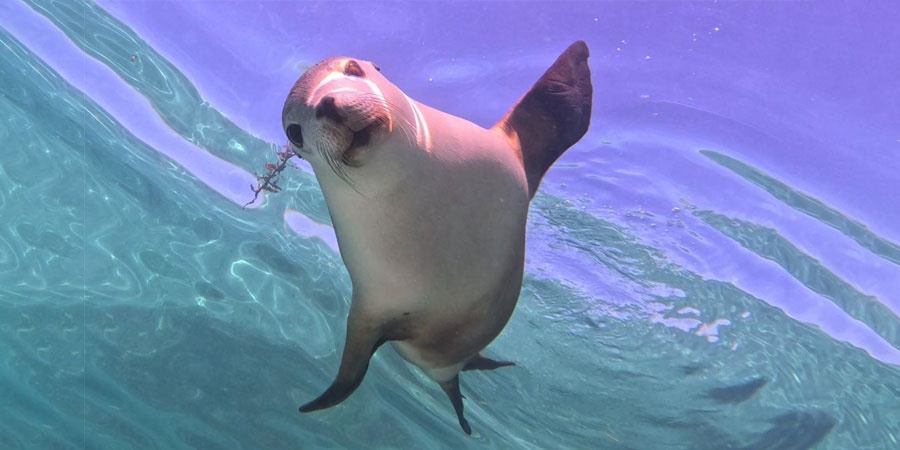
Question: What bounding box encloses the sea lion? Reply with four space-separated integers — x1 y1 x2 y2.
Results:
281 41 592 434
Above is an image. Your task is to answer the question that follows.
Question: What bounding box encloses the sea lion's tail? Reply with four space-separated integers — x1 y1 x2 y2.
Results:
493 40 593 198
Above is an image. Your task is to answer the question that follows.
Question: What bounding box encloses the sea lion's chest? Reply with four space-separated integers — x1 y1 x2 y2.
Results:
316 112 529 311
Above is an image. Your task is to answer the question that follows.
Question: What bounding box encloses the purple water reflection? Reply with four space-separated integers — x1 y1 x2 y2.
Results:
82 0 900 363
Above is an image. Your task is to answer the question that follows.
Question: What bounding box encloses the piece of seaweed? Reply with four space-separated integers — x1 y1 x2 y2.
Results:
243 144 295 208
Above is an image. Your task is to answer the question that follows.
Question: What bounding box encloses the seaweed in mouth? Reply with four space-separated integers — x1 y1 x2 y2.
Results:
243 144 296 208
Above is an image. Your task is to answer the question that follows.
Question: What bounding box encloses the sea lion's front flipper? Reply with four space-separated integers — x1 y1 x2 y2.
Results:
463 354 515 371
493 40 593 198
299 310 386 413
439 375 472 435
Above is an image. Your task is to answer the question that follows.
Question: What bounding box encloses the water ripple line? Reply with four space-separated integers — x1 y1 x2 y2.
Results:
701 150 900 266
695 210 900 350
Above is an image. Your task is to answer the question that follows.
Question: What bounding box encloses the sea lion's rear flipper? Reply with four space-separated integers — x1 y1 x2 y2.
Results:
463 354 515 371
299 311 386 413
493 40 593 198
439 375 472 435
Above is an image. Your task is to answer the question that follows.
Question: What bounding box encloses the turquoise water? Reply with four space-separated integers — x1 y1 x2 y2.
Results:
2 1 899 449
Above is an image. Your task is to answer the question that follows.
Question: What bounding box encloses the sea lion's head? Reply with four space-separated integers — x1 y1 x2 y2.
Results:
283 57 410 189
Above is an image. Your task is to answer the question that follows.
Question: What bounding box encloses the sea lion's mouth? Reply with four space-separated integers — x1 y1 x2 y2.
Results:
348 126 371 152
341 123 376 167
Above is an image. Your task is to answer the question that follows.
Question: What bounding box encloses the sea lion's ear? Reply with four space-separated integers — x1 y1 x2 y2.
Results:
493 40 593 198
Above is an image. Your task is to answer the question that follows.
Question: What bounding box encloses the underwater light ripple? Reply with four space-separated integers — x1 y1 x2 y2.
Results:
0 1 256 208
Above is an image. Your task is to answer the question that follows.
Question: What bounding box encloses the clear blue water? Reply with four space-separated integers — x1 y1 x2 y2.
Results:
1 1 899 449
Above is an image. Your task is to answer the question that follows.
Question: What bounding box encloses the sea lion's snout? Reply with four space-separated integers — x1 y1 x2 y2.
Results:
283 57 391 142
282 82 389 179
310 85 393 170
314 90 389 134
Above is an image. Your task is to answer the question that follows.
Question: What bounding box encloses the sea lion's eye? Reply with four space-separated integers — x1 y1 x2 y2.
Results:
372 63 381 72
343 60 365 77
286 124 304 148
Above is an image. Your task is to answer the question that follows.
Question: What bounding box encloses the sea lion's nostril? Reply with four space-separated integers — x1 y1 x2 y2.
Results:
343 60 365 78
286 124 304 148
315 96 344 124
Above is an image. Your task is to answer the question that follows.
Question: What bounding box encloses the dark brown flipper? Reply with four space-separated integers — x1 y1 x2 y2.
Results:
439 375 472 435
463 354 515 371
438 355 515 435
299 313 386 412
494 40 593 198
299 308 413 412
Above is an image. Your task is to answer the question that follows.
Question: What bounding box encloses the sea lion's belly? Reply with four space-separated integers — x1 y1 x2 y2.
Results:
327 119 528 301
314 111 529 376
318 114 530 372
387 255 525 378
334 155 528 310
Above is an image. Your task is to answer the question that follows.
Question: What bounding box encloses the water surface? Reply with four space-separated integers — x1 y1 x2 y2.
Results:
1 1 898 449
